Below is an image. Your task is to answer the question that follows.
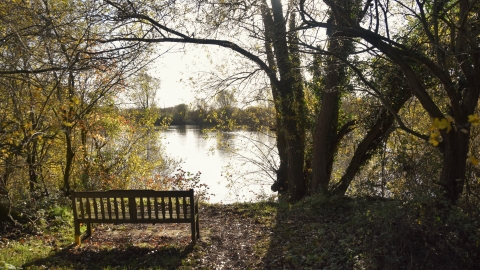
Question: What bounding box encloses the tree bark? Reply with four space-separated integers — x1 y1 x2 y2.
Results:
440 128 470 203
311 88 339 193
261 2 288 194
311 4 353 194
269 0 306 201
63 128 74 194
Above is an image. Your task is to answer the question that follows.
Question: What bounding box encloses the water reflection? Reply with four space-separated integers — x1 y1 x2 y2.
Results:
175 124 187 134
162 125 277 203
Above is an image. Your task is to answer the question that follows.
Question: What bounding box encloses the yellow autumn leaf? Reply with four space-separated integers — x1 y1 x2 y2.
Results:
445 115 454 123
468 115 480 126
62 121 73 127
429 137 439 146
71 97 80 105
435 118 452 132
468 156 479 166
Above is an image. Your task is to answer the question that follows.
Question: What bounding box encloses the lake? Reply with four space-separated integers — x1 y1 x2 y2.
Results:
161 125 278 203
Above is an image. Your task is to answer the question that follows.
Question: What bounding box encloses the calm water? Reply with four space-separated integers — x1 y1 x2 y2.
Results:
161 125 278 203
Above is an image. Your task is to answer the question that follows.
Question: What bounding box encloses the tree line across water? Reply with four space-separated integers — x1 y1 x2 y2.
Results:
151 103 275 129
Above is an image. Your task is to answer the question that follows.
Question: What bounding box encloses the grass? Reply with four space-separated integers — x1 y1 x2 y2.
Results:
1 196 479 269
0 205 76 268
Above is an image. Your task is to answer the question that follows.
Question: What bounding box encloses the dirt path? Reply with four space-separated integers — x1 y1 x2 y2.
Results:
62 204 274 269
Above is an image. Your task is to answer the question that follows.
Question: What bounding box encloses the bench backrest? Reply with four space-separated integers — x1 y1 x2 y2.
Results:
71 189 196 223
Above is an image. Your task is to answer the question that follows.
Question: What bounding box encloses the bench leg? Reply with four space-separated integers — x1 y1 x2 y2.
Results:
191 220 196 243
74 221 81 245
195 202 200 240
86 222 92 237
196 215 200 240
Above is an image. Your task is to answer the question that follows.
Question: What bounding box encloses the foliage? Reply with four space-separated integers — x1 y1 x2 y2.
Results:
0 0 205 224
263 195 480 269
143 168 213 202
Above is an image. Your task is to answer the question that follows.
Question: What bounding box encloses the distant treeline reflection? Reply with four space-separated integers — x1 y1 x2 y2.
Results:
150 104 276 130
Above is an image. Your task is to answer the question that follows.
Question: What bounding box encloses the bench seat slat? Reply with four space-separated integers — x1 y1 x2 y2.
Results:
76 218 193 224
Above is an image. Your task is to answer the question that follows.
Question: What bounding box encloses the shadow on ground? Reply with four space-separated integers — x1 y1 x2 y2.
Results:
261 196 480 269
22 223 195 269
24 243 193 269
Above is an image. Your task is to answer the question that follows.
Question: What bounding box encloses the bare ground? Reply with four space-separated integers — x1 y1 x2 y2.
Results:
18 203 276 269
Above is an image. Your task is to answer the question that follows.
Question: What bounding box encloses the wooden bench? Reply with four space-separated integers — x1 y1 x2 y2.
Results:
71 189 199 245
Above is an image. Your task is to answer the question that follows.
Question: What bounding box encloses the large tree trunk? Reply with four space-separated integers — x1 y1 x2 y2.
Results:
334 110 398 195
63 129 74 195
261 2 289 194
268 0 306 201
274 0 306 201
311 89 339 193
440 129 470 203
272 122 289 193
311 5 352 194
283 106 306 201
334 64 413 195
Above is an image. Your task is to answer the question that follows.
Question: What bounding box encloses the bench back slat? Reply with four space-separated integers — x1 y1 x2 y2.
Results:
106 198 111 219
100 198 106 219
161 197 166 219
86 198 91 219
138 198 143 219
183 196 188 219
79 198 85 218
154 198 159 219
168 197 173 219
114 198 119 219
175 197 180 219
147 198 152 219
93 198 98 219
120 199 126 219
72 189 196 222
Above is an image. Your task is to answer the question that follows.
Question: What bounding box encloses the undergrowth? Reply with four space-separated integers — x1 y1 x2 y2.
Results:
266 194 480 269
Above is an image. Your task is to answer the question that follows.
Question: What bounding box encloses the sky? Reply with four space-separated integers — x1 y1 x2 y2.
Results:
148 40 266 109
149 44 222 108
149 47 197 108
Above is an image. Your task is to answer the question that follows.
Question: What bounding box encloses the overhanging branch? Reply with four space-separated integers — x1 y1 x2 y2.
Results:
96 36 280 90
